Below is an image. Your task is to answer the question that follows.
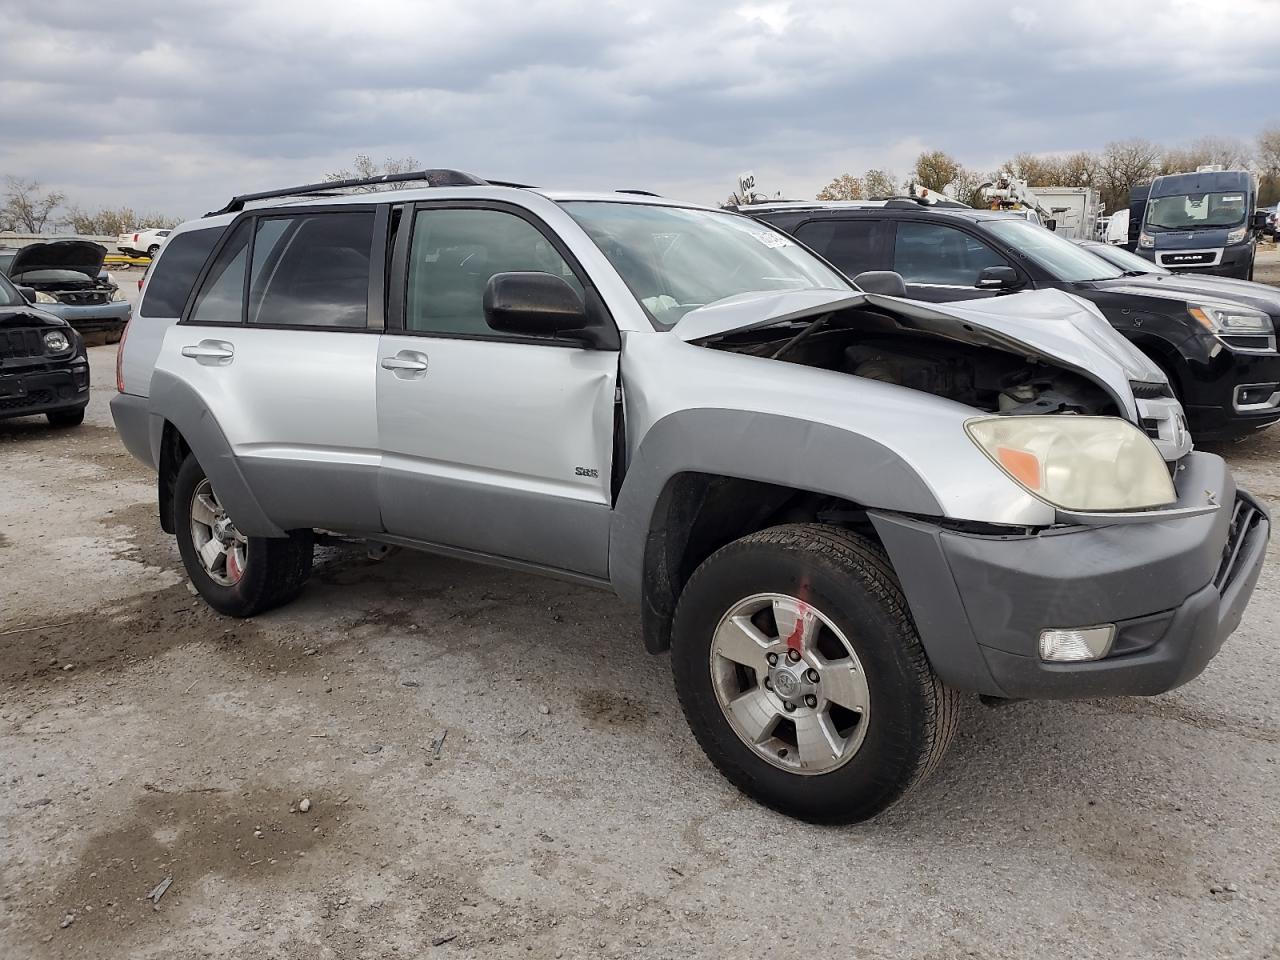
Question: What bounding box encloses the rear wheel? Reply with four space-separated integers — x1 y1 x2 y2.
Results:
671 524 959 823
174 454 313 617
147 244 160 258
47 407 85 427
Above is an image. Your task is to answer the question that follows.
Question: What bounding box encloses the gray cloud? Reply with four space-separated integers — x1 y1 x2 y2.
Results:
1 0 1277 221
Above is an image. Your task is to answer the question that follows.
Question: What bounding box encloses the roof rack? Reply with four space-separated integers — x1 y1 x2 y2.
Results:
616 189 662 197
205 168 492 217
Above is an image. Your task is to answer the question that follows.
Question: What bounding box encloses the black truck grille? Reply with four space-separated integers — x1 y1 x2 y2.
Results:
1214 496 1264 593
1 328 44 359
1159 251 1215 267
56 290 110 305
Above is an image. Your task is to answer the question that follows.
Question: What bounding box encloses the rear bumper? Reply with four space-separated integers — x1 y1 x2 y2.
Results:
871 451 1268 699
110 391 158 469
0 361 90 421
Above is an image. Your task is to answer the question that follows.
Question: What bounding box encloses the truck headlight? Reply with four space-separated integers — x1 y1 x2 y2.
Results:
33 290 58 304
43 330 70 352
965 416 1176 512
1138 232 1155 249
1227 225 1248 244
111 287 127 302
1188 302 1273 336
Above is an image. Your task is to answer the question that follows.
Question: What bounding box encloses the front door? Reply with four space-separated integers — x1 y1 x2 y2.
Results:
376 203 618 578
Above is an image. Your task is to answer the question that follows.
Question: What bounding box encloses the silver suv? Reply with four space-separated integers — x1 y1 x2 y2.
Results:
111 170 1268 822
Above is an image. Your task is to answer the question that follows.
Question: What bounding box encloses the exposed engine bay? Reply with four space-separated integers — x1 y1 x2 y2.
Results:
706 309 1120 417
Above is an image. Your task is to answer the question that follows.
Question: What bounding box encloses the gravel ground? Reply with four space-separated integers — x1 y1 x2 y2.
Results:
1 263 1278 959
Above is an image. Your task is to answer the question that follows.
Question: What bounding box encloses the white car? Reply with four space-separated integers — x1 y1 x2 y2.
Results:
116 228 171 258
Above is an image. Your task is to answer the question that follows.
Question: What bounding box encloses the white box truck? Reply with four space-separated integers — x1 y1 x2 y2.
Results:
1032 186 1102 240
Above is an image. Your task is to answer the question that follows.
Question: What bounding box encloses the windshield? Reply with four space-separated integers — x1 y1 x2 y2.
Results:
981 219 1123 282
560 201 849 327
1084 242 1171 275
1146 192 1247 231
0 271 24 307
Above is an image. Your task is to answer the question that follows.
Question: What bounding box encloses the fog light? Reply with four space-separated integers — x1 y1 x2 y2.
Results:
1039 625 1115 662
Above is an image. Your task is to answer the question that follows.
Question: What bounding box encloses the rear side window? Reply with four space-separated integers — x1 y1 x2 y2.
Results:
248 211 373 327
139 227 222 317
792 219 882 276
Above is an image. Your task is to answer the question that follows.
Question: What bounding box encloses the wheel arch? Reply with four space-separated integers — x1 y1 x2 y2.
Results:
609 409 944 653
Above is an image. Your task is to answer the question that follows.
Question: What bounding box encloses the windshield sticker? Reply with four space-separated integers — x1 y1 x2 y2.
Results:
1223 195 1243 202
749 229 793 249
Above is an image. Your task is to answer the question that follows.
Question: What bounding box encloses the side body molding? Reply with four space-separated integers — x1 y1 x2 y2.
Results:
147 369 286 538
608 407 945 611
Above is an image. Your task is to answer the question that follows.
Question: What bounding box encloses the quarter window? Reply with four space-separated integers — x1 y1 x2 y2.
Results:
141 227 223 317
248 211 373 327
406 208 583 336
893 222 1009 286
793 219 882 277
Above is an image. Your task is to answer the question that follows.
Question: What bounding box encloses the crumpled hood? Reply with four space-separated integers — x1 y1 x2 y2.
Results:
677 286 1167 393
8 240 108 280
1097 272 1280 317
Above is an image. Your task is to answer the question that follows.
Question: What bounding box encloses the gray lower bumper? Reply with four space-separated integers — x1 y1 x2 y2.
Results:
871 452 1269 699
110 391 158 469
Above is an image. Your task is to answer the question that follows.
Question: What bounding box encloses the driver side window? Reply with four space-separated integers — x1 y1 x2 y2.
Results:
406 208 583 336
893 222 1009 286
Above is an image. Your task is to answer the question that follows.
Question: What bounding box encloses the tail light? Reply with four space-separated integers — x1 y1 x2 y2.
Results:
133 233 139 244
116 318 131 393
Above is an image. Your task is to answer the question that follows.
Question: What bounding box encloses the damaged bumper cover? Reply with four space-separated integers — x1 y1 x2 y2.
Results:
870 451 1268 698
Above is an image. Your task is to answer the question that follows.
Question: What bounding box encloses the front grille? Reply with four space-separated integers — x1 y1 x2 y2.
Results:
55 290 110 306
1159 251 1215 267
1140 417 1162 439
0 328 44 359
0 388 51 410
1214 496 1264 593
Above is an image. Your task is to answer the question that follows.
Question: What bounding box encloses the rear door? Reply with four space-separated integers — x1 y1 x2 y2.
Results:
890 220 1019 302
375 201 618 578
163 206 385 533
789 217 890 280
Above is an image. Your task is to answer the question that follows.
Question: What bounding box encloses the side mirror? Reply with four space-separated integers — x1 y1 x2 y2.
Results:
852 270 908 297
1044 218 1058 232
483 272 613 347
1253 211 1269 230
16 285 37 302
976 265 1021 292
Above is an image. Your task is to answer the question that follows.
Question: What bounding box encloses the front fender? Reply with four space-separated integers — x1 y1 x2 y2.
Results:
609 407 944 608
148 369 285 538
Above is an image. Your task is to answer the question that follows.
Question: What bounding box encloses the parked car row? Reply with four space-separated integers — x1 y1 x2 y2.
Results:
0 241 131 342
107 170 1268 823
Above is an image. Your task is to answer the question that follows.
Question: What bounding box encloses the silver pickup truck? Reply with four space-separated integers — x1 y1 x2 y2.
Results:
111 171 1268 822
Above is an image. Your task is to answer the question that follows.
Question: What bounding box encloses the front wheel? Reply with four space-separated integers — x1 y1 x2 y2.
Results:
671 524 959 823
173 454 313 617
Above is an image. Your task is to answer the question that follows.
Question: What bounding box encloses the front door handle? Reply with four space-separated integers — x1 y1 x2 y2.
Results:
181 340 234 365
381 350 429 379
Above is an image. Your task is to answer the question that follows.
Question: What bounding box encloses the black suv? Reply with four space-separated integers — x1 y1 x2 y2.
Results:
745 200 1280 439
0 268 90 427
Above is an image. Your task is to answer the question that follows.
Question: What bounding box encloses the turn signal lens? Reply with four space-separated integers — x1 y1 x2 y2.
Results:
995 446 1042 490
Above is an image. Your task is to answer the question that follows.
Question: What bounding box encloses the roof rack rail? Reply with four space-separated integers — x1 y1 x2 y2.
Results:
616 189 662 197
206 168 490 217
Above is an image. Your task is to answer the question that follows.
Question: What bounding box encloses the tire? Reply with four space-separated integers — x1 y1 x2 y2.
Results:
147 245 160 258
671 523 959 823
47 407 85 427
173 454 313 617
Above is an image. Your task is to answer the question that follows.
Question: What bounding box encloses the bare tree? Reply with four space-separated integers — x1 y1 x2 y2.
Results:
1162 136 1253 175
816 173 863 201
67 206 179 236
1058 151 1101 189
862 169 898 199
1097 139 1163 212
1258 126 1280 177
1002 152 1067 186
949 168 989 208
913 151 962 193
2 176 65 233
325 154 421 191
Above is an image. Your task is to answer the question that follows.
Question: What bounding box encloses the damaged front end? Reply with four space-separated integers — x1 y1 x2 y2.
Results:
680 287 1191 463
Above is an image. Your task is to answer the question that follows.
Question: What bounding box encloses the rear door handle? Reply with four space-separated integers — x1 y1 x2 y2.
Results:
381 350 429 378
181 340 234 365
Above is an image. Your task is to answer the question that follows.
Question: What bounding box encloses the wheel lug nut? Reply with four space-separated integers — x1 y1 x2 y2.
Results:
783 700 796 712
763 677 773 690
804 694 817 708
786 649 801 663
807 669 819 683
766 652 779 666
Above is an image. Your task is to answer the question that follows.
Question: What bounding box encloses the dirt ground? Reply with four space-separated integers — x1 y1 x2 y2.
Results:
2 265 1279 960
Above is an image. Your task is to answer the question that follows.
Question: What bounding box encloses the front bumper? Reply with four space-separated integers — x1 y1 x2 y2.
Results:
871 451 1268 699
0 359 91 421
1183 345 1280 436
39 301 130 338
1159 242 1254 280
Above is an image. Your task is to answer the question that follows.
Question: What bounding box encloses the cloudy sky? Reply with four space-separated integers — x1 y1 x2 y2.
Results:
1 0 1276 221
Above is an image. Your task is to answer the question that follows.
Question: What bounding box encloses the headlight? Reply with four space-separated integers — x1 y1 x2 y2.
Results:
1138 232 1155 249
1226 225 1247 244
1188 302 1273 336
111 287 127 302
965 416 1176 512
33 291 58 304
43 330 70 352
